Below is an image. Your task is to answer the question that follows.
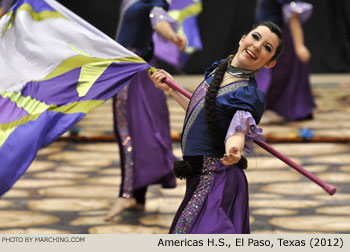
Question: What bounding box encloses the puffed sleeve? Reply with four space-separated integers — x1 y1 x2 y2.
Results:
282 1 313 23
150 6 176 31
225 110 265 154
223 85 266 124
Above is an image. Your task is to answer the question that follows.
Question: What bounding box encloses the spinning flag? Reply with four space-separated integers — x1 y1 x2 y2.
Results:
0 0 149 196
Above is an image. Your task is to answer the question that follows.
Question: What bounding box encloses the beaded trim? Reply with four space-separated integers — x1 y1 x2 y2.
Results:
185 82 208 122
173 156 218 234
181 81 249 153
116 85 134 198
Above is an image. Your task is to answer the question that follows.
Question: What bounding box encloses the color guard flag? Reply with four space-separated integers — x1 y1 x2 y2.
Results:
0 0 149 196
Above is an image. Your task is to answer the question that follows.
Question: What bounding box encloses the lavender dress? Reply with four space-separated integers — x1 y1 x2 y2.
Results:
256 0 316 121
113 0 177 203
169 67 265 234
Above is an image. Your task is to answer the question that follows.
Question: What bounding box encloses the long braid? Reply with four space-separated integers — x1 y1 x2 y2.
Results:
204 55 248 169
174 55 246 179
204 55 232 152
173 56 230 179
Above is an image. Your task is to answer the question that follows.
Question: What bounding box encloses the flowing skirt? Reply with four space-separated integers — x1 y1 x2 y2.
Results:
113 69 177 199
169 156 250 234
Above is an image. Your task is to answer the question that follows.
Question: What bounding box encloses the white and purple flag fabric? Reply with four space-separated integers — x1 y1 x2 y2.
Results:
0 0 150 196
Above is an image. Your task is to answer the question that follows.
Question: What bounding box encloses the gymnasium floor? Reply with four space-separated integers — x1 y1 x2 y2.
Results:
0 74 349 234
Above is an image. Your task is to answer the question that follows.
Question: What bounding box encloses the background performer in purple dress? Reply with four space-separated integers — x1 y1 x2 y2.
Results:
256 0 316 121
149 21 283 233
104 0 187 221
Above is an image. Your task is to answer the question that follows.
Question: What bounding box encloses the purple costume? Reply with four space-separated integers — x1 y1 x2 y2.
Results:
256 0 316 121
113 0 177 204
169 61 265 234
152 0 203 69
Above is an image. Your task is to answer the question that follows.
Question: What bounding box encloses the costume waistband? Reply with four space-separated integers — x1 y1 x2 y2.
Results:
183 155 247 170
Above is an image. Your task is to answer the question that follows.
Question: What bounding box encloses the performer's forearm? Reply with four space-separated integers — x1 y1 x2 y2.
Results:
155 21 176 41
155 20 186 50
225 131 245 154
289 12 305 50
289 12 311 63
168 89 189 111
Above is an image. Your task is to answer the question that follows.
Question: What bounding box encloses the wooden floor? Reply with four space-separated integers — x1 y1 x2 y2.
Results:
0 74 349 234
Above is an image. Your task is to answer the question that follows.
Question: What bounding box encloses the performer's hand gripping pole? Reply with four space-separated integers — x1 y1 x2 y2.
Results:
148 67 192 98
148 67 337 195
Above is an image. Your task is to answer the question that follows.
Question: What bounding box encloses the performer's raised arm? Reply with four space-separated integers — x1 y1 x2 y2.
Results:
289 12 311 63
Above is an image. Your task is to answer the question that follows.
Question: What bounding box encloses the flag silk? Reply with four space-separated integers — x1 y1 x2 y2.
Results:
0 0 150 196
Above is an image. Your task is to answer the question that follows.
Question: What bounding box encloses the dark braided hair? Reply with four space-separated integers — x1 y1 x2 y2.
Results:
174 56 232 179
204 55 233 153
204 21 283 157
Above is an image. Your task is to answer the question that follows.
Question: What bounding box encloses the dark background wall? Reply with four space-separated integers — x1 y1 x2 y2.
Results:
57 0 350 73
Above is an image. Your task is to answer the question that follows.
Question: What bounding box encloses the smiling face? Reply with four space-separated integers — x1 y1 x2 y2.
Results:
231 25 280 71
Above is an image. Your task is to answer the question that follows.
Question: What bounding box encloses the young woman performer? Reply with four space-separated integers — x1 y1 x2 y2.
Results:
256 0 315 121
149 21 283 233
104 0 186 221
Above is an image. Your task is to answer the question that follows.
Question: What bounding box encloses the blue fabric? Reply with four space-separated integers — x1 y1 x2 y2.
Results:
220 83 265 124
117 0 169 59
183 71 265 157
10 0 55 13
204 59 226 78
257 0 293 24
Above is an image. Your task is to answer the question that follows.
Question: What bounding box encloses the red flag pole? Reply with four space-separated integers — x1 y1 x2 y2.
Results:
148 67 337 195
253 140 336 195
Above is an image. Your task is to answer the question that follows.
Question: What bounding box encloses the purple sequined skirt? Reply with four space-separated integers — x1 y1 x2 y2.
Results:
113 69 177 197
256 25 316 121
169 156 250 234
